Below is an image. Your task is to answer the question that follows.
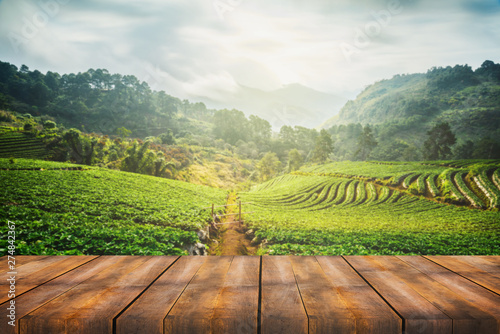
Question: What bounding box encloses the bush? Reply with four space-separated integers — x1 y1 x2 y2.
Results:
0 110 16 123
43 120 57 129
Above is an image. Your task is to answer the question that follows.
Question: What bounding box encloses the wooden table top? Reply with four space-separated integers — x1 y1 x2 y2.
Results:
1 255 499 333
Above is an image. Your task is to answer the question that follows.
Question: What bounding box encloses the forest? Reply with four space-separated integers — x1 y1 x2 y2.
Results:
1 60 500 185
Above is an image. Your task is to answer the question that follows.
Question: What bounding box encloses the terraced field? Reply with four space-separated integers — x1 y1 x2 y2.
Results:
297 160 500 209
240 161 500 256
0 131 47 159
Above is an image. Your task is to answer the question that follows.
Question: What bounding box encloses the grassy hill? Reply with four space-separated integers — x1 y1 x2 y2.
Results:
240 160 500 256
321 61 500 149
0 159 227 256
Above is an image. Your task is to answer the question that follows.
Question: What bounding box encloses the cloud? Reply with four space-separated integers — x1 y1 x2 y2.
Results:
0 0 499 104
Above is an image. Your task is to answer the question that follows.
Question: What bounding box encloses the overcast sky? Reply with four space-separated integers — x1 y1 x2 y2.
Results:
1 0 499 103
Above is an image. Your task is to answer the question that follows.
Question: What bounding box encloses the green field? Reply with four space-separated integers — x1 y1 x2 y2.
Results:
0 159 227 256
240 161 500 255
1 159 499 256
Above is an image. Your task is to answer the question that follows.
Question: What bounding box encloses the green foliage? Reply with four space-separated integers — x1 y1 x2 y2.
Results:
423 122 456 160
116 126 132 138
312 129 334 163
324 61 500 161
355 125 377 160
212 109 250 145
241 163 500 255
287 149 303 172
0 132 47 159
257 152 282 181
0 159 227 255
63 128 96 165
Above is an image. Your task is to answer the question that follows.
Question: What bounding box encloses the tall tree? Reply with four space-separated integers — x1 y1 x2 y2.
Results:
423 122 456 160
287 149 303 172
312 129 334 163
249 115 271 141
257 152 282 181
212 109 249 145
355 125 377 160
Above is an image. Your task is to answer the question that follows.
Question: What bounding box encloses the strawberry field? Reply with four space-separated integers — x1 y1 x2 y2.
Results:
0 159 227 255
241 160 500 255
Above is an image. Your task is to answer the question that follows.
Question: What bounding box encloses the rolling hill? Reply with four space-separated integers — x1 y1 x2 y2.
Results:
321 61 500 145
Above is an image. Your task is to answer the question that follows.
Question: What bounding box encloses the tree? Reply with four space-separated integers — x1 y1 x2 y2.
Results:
63 129 96 165
423 122 456 160
355 125 377 160
159 130 175 145
312 129 334 163
473 137 500 159
257 152 282 181
116 127 131 139
287 149 303 172
212 109 249 145
454 140 474 159
121 140 154 173
249 115 271 141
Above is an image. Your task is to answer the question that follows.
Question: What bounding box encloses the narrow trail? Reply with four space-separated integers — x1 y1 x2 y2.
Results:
209 192 258 256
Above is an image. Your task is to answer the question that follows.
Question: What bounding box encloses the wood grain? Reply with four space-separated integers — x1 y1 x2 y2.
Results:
364 256 498 334
0 256 97 304
0 256 118 334
19 256 176 334
261 256 308 334
316 256 401 333
164 256 234 333
212 256 260 334
400 256 500 328
116 256 205 334
345 256 453 334
2 255 498 334
425 255 500 295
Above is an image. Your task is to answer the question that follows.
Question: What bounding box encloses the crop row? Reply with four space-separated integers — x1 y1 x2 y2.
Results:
0 132 47 159
473 171 499 208
0 160 227 256
240 172 500 255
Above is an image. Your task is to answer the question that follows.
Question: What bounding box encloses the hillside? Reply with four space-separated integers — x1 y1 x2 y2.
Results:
241 160 500 255
0 159 227 256
323 61 500 132
317 61 500 161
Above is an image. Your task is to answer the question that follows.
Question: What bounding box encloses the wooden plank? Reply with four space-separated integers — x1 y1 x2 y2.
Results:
116 256 206 334
19 256 177 334
0 256 50 273
261 256 308 334
462 256 500 274
290 256 356 333
164 256 234 333
477 256 500 267
360 256 498 334
345 256 453 334
0 256 97 304
212 256 260 333
316 256 401 333
399 256 500 323
0 256 124 334
425 256 500 295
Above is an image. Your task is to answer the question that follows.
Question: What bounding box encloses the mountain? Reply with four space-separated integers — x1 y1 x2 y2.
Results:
194 83 347 130
321 61 500 143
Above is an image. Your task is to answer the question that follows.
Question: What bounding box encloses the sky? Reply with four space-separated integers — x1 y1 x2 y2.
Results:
1 0 499 105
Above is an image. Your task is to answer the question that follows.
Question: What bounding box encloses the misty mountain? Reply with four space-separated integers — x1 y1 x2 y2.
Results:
194 83 347 130
321 61 500 143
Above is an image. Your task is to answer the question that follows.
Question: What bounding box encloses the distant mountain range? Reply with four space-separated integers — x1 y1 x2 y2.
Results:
194 83 347 129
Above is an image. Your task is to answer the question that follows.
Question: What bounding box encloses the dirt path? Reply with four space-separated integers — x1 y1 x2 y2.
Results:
209 193 258 256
